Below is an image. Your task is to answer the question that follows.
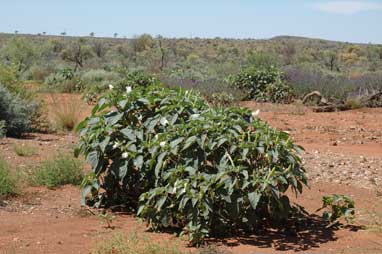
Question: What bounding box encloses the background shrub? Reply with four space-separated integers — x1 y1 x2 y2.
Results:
208 91 235 107
80 69 120 92
44 68 83 93
32 154 83 188
229 66 293 103
0 121 5 138
76 84 308 245
114 69 160 91
284 67 382 100
0 85 37 137
13 143 38 157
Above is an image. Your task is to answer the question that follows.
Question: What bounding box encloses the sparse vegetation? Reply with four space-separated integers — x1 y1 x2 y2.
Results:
32 154 83 188
93 232 185 254
0 156 18 197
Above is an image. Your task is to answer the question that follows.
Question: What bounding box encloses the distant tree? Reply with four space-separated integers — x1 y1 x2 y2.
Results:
42 32 46 35
61 32 67 37
51 39 65 53
157 35 167 71
131 34 155 53
61 39 93 71
90 32 95 37
92 40 106 58
14 30 19 35
281 42 296 65
114 33 118 38
324 51 339 72
377 46 382 62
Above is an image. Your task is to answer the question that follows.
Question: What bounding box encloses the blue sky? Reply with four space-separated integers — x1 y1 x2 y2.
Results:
0 0 381 43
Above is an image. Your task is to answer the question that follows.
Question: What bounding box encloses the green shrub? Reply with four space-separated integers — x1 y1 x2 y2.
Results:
0 156 17 197
0 63 20 89
317 194 355 227
113 70 160 92
0 85 37 137
32 154 83 188
80 69 121 98
76 84 308 245
44 68 82 93
13 143 38 157
229 66 293 103
209 92 235 107
81 69 120 85
0 63 34 100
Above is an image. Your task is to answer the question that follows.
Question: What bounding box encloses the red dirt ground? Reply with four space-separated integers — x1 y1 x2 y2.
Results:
1 98 382 254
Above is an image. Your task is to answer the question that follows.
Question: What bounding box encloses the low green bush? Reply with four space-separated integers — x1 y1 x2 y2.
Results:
0 84 37 137
13 143 38 157
317 194 355 227
32 154 83 188
229 66 293 103
76 83 308 245
0 156 17 197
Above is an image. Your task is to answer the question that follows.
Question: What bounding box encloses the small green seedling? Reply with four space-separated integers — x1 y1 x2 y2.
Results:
317 194 355 228
98 211 116 229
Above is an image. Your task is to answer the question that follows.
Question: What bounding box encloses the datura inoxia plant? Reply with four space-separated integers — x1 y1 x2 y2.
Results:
75 83 308 245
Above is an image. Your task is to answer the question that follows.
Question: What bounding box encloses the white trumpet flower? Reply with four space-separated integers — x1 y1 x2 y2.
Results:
122 152 128 159
108 84 114 90
126 86 132 94
252 109 260 118
112 142 120 149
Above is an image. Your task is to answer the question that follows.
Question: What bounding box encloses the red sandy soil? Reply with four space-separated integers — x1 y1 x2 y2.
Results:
1 97 382 254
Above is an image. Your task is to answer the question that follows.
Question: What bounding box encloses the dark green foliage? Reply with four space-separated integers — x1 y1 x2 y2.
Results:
76 84 308 245
0 85 37 137
32 155 83 188
229 66 293 103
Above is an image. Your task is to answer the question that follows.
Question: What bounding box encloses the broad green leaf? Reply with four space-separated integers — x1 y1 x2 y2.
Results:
248 192 261 210
120 128 136 142
155 152 167 177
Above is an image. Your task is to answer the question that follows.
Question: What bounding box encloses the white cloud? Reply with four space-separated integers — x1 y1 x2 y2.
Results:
315 1 382 15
